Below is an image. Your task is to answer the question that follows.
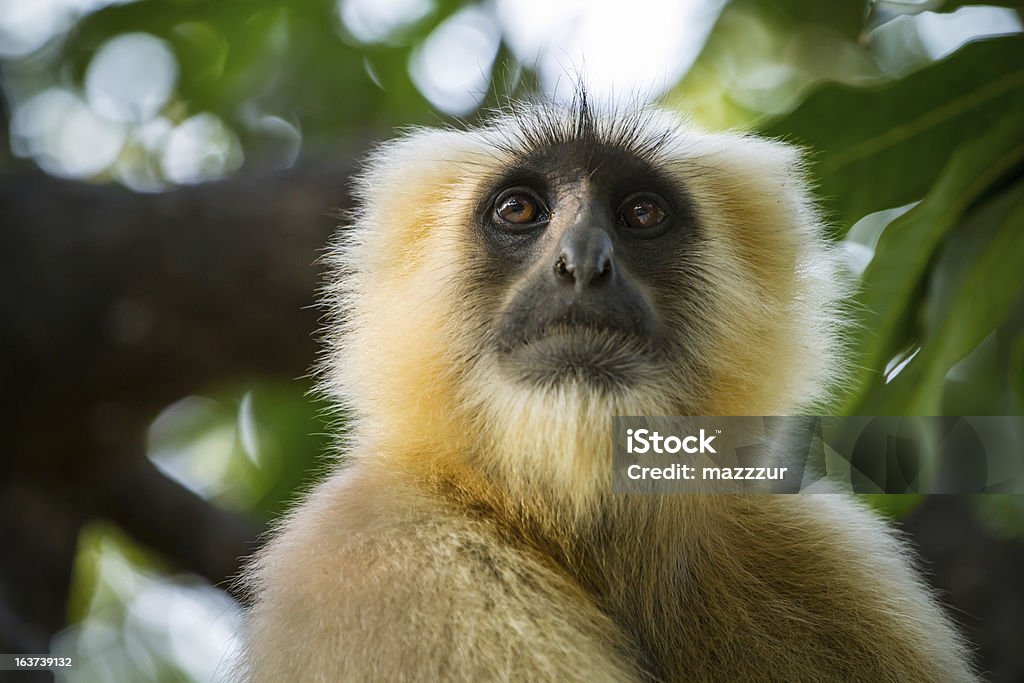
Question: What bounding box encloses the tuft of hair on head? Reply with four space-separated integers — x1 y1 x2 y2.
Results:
478 85 677 169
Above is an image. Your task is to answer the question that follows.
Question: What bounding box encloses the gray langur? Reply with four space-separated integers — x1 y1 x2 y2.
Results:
239 96 975 682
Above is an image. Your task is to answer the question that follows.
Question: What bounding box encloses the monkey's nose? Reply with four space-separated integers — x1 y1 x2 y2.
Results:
554 229 614 289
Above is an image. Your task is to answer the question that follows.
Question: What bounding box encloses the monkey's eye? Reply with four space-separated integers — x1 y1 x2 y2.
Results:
494 188 548 227
618 194 667 231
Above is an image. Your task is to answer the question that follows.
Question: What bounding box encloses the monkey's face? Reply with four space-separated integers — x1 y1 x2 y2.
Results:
474 141 700 393
330 103 844 465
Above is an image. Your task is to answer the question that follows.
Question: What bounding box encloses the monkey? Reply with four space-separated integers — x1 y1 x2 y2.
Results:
237 95 977 682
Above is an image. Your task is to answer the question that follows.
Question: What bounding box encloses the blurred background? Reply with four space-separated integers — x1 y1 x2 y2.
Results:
1 0 1022 681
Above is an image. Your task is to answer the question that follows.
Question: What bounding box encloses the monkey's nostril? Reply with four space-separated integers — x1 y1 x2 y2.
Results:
554 255 573 281
554 250 613 287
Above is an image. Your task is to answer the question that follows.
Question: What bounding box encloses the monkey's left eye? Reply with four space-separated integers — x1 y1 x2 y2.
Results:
494 188 548 227
618 194 668 231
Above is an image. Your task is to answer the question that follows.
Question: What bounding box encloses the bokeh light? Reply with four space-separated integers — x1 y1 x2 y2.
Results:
85 33 178 124
408 5 501 115
160 113 243 185
53 528 243 683
338 0 434 44
11 87 127 178
495 0 725 103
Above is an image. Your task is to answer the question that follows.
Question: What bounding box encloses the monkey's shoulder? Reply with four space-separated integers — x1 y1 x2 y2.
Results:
244 465 644 682
642 495 977 682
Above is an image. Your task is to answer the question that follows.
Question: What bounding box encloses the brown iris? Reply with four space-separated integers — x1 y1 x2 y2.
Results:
620 195 667 230
496 192 540 225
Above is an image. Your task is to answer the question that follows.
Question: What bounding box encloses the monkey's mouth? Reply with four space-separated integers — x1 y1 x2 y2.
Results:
498 323 659 389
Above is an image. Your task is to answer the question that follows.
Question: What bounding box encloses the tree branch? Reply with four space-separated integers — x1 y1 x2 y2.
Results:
0 155 360 648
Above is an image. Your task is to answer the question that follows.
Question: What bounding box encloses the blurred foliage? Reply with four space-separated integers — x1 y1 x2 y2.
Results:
762 34 1024 418
59 523 244 683
763 37 1024 229
2 0 1023 680
65 0 434 136
144 383 330 520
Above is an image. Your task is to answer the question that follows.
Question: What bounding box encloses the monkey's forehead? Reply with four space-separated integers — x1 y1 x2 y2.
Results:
350 99 801 225
473 100 684 168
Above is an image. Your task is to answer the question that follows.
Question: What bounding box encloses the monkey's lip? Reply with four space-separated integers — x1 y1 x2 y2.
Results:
500 322 650 353
498 324 659 386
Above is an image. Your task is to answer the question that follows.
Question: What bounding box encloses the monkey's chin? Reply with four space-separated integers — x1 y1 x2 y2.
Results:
499 327 656 391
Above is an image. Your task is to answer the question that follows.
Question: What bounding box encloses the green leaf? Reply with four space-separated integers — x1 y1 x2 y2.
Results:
873 1 1023 16
1010 332 1024 414
939 328 1021 416
842 114 1024 411
860 174 1024 414
861 493 925 519
940 0 1024 11
734 0 870 39
762 34 1024 231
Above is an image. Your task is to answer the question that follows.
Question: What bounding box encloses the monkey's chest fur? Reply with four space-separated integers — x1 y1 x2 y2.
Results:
244 461 970 682
456 487 959 683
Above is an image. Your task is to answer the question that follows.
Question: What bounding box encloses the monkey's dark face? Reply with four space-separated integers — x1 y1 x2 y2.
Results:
333 105 839 434
473 142 701 391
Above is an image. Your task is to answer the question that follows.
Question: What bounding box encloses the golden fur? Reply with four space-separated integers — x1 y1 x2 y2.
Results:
239 101 976 682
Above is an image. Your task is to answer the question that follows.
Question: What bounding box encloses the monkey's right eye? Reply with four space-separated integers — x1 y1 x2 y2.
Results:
494 189 548 227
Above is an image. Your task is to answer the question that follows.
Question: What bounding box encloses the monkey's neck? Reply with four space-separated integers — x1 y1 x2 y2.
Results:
356 380 718 571
402 445 712 568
